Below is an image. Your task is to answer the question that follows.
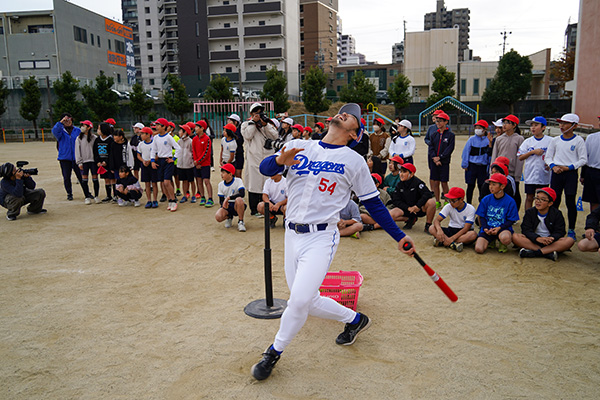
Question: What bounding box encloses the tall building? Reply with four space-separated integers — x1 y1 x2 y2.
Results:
122 0 179 92
564 23 577 53
424 0 470 61
392 42 404 64
299 0 338 79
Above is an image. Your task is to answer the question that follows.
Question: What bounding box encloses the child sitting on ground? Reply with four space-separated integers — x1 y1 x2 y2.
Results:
577 206 600 255
475 173 520 254
389 163 436 232
429 187 477 252
360 173 393 231
513 187 575 261
115 165 143 207
257 173 287 228
215 163 247 232
338 196 363 239
478 158 515 201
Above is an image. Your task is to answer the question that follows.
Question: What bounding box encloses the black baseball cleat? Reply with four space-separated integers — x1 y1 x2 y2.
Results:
544 251 558 261
362 223 375 231
336 313 371 345
403 216 417 230
27 209 47 215
269 215 278 229
251 345 281 380
519 248 536 258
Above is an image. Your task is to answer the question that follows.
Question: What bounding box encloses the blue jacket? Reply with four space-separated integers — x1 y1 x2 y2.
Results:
52 122 81 161
423 124 437 146
427 127 455 164
461 135 491 168
0 177 36 206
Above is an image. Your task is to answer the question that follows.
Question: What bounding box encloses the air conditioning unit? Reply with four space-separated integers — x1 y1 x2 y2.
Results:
1 76 10 89
13 76 22 89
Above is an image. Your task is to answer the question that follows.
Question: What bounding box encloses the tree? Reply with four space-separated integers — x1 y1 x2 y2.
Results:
19 76 42 139
482 50 533 114
204 74 233 102
164 73 193 121
128 83 154 122
301 66 330 121
81 71 120 121
388 74 411 114
53 71 86 122
339 70 376 106
426 66 456 106
0 80 9 120
550 48 575 98
261 66 290 113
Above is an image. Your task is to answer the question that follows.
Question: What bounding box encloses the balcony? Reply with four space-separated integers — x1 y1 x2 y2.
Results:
246 71 268 81
245 48 282 60
243 2 282 14
244 25 282 37
209 50 239 61
208 28 238 39
208 5 237 17
211 72 239 82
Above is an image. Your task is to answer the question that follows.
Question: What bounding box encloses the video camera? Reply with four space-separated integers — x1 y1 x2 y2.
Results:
16 161 39 176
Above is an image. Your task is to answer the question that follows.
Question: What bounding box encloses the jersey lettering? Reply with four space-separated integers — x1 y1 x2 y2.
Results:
292 154 345 175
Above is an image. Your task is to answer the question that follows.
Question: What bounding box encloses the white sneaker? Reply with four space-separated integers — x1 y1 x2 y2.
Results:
134 200 141 207
224 218 232 228
118 199 126 206
166 202 173 211
94 197 101 204
84 198 92 205
238 220 246 232
170 202 178 212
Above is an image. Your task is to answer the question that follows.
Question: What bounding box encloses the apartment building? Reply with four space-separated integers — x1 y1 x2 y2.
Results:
424 0 470 61
299 0 338 78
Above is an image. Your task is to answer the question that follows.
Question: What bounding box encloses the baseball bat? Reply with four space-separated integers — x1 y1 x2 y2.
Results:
403 242 458 302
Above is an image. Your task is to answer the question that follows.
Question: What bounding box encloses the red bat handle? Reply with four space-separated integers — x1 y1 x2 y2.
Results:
403 242 458 302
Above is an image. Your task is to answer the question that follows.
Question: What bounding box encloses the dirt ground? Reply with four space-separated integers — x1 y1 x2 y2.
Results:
1 138 599 400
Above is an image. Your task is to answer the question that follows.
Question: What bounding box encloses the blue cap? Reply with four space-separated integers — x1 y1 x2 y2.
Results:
526 116 547 126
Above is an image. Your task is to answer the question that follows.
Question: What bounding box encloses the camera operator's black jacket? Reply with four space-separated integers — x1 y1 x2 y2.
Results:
390 176 433 210
521 206 566 242
0 176 36 206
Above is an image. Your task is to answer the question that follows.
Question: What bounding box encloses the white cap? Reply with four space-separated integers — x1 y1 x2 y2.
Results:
249 102 264 113
282 117 294 125
492 119 503 127
557 113 579 124
227 114 241 123
270 118 280 129
398 119 412 131
133 122 145 129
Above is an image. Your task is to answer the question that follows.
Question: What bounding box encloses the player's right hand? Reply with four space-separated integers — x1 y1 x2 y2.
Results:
399 236 415 255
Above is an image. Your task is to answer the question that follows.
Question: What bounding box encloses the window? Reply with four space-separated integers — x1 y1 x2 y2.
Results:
197 44 201 59
300 33 304 41
329 51 333 60
329 24 333 32
260 65 267 71
329 38 333 45
224 23 230 28
226 67 232 73
148 55 153 61
300 19 304 27
224 45 231 50
329 11 333 18
147 43 152 50
117 74 121 83
73 26 87 43
259 43 266 49
460 79 467 95
115 40 125 54
337 86 341 92
194 0 198 14
90 34 94 46
149 79 155 85
473 78 479 95
149 67 154 73
223 0 230 4
145 7 150 13
300 47 304 55
336 72 344 79
195 22 199 36
329 65 333 73
19 60 50 69
146 31 152 38
259 21 265 26
146 19 151 25
300 5 303 12
486 78 492 88
108 39 112 50
97 37 100 47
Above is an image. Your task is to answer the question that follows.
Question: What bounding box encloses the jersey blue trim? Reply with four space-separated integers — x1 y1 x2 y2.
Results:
158 133 169 138
260 155 285 176
224 178 235 187
318 141 344 149
357 189 379 200
457 203 467 212
560 134 576 141
439 213 446 219
537 211 548 217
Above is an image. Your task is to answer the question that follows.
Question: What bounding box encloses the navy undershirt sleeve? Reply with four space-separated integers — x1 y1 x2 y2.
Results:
259 155 285 176
363 196 406 242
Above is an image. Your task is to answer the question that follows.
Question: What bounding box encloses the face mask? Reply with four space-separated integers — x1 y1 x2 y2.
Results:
373 125 380 132
475 128 485 136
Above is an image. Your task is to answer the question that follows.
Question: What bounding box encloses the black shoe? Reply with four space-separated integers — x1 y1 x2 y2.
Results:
519 248 536 258
6 215 17 221
362 223 375 231
101 196 112 203
543 251 558 261
424 223 432 234
251 346 281 381
403 216 417 230
269 215 278 228
160 194 167 202
336 313 371 345
27 209 47 215
67 194 73 201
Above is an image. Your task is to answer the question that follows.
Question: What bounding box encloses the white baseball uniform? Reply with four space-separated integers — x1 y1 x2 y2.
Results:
262 176 287 204
262 139 380 351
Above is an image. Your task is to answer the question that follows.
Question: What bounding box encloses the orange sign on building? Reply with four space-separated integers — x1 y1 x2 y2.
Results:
105 18 133 40
107 50 126 67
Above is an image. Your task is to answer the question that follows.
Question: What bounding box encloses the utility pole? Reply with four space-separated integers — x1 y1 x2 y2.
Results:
500 30 512 57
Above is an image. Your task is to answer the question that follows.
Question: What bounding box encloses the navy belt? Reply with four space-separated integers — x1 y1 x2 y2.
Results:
288 222 328 233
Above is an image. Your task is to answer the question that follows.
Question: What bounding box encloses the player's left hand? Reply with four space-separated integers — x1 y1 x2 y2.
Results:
276 146 304 166
399 236 415 255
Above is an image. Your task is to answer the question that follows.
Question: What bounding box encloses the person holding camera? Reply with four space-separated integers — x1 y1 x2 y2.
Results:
0 162 46 221
241 102 279 216
52 113 85 201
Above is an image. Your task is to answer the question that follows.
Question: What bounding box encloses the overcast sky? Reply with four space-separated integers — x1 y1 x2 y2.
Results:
6 0 580 63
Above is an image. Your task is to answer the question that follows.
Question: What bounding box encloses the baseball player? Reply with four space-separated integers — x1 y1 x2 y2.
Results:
251 103 415 381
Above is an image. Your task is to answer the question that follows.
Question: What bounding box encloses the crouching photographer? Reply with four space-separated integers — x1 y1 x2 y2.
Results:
0 162 46 221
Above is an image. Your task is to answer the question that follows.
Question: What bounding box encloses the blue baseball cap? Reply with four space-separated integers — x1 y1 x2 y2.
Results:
526 116 547 126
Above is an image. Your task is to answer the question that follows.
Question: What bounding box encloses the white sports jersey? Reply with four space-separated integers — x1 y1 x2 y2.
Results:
281 139 379 225
388 135 416 158
263 176 287 203
439 202 476 229
137 139 154 162
151 133 181 160
221 137 237 163
585 131 600 169
544 134 587 169
517 135 552 185
218 177 245 202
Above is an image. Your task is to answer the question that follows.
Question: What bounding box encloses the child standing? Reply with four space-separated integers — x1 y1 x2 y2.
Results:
461 120 491 204
258 173 287 228
513 187 574 261
150 118 181 211
220 123 238 167
474 173 520 254
93 122 115 203
75 120 100 204
215 163 247 232
192 120 214 207
491 114 525 210
137 127 159 208
388 119 414 165
177 123 196 204
115 165 143 207
517 117 552 210
429 187 477 252
427 112 455 208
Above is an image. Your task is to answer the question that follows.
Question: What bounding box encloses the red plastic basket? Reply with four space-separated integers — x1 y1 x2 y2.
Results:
319 271 363 311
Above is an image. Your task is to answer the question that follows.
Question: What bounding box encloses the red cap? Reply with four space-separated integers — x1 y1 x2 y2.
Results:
195 120 208 129
536 187 557 202
186 122 196 130
360 118 366 125
80 120 93 128
304 126 312 133
292 124 304 133
494 156 510 167
154 118 170 126
445 187 465 199
400 163 416 173
371 173 382 186
223 123 238 133
433 110 444 115
486 173 507 186
221 163 236 175
326 117 333 122
168 121 176 128
437 112 450 121
97 165 107 175
374 117 385 126
315 122 324 129
491 162 509 176
503 114 520 125
390 155 404 165
474 120 489 129
179 124 191 134
104 118 116 125
141 127 153 135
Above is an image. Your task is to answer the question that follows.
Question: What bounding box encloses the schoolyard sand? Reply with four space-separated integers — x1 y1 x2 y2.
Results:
1 138 599 399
